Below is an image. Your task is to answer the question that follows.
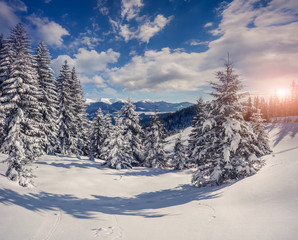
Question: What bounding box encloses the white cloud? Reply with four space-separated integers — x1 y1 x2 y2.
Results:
51 55 76 74
70 35 103 49
204 22 213 28
108 0 172 43
187 40 209 46
115 14 172 43
80 75 107 88
206 0 298 92
108 0 298 95
137 15 172 43
9 0 27 12
0 0 26 35
27 15 69 47
109 48 213 91
74 48 120 74
121 0 144 21
52 48 120 88
95 0 109 15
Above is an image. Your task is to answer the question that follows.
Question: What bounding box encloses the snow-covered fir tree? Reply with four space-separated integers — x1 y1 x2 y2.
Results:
172 134 188 170
192 62 264 187
89 107 106 159
103 114 135 169
144 111 168 168
70 67 89 155
188 98 208 166
0 34 3 50
0 23 43 186
250 110 271 155
99 113 114 160
0 35 13 99
56 61 78 155
0 34 11 138
121 100 144 165
35 41 59 154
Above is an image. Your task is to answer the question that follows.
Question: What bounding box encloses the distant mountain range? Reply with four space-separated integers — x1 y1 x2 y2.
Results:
85 98 193 120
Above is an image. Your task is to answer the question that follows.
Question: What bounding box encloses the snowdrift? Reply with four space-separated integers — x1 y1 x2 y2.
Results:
0 123 297 240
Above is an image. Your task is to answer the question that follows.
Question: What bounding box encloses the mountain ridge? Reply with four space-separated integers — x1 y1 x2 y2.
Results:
86 99 193 119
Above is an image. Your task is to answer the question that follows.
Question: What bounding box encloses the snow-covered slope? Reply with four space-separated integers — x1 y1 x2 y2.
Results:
0 123 297 240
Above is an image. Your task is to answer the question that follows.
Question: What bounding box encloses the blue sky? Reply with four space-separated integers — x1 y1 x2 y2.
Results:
0 0 298 102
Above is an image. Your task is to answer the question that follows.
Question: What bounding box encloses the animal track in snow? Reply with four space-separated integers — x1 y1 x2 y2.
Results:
198 202 216 223
92 226 122 239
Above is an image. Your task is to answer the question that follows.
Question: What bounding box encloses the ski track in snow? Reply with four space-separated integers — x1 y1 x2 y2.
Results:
42 209 62 240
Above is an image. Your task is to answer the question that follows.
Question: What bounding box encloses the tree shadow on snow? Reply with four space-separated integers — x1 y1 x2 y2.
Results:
107 168 177 177
267 122 298 147
37 160 103 170
0 184 221 219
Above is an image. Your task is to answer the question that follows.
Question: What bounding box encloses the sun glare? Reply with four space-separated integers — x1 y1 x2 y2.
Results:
276 88 290 99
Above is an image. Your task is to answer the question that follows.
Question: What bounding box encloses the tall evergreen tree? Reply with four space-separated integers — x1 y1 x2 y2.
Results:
35 41 58 154
56 61 78 155
0 23 43 186
188 98 209 166
121 100 144 165
250 110 271 155
144 111 168 168
71 67 89 155
89 107 106 159
172 134 188 170
103 114 134 169
0 34 3 50
192 62 264 187
244 95 254 121
0 36 12 139
100 113 114 160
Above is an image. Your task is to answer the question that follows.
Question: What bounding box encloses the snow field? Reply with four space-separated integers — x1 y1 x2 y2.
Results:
0 123 298 239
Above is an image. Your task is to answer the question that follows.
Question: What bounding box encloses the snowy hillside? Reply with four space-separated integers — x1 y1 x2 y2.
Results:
0 123 298 240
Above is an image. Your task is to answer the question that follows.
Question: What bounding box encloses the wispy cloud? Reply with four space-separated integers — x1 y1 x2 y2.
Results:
187 40 209 46
204 22 213 28
121 0 144 21
105 0 172 43
95 0 109 15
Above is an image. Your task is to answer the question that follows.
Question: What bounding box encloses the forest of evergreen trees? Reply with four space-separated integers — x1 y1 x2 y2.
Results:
0 23 271 188
244 82 298 122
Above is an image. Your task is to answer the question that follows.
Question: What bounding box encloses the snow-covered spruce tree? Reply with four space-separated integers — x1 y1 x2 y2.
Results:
99 113 114 160
188 98 209 167
103 114 135 169
0 23 43 186
121 99 145 165
71 67 89 155
250 110 271 155
172 134 188 170
89 107 106 159
56 61 78 155
35 41 59 154
144 111 168 168
0 34 3 50
191 62 264 187
0 35 11 139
